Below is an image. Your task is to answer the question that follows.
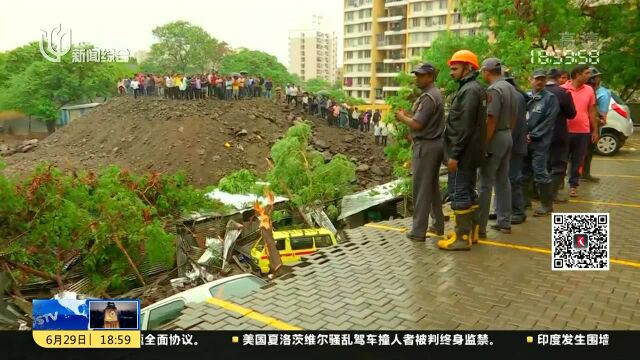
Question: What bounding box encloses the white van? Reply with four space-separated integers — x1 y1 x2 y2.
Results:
140 274 267 330
596 91 634 156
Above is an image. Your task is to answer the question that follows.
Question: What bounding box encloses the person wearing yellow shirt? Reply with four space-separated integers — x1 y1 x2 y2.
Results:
173 75 183 99
232 76 240 100
239 77 246 99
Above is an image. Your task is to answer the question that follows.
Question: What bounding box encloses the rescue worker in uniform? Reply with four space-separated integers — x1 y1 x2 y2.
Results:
477 58 515 236
545 68 576 202
489 70 528 223
504 71 529 224
522 69 559 216
395 63 445 241
437 50 486 251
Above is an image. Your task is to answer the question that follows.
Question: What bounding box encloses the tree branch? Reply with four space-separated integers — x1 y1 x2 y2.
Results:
112 235 147 287
2 258 64 289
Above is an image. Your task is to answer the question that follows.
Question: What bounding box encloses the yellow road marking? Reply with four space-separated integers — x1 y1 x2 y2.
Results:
591 174 640 179
364 223 640 269
568 199 640 209
594 158 640 162
478 239 551 255
207 297 303 330
365 223 408 232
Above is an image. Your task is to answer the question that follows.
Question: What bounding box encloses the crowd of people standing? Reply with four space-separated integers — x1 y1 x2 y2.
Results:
397 50 610 252
117 73 275 100
116 73 393 146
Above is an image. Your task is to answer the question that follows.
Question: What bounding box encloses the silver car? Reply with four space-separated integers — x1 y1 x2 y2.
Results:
140 274 267 330
596 91 634 156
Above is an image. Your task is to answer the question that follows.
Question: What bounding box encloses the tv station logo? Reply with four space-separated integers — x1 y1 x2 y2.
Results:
32 298 139 330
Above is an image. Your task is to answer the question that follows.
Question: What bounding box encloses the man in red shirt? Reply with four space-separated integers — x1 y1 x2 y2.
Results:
561 65 599 197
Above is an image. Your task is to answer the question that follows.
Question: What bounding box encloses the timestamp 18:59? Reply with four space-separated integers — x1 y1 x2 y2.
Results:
531 49 599 65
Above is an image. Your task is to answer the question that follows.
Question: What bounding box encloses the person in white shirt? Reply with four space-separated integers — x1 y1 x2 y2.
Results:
165 76 174 99
285 85 292 104
380 122 389 145
374 121 382 145
302 93 309 112
130 79 140 98
351 108 360 129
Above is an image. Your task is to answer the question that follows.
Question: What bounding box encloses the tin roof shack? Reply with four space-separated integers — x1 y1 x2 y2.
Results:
338 180 409 229
338 171 450 229
174 190 289 275
58 103 102 126
0 111 49 136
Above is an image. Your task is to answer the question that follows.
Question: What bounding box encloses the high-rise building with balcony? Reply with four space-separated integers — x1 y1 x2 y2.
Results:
288 15 338 84
343 0 480 104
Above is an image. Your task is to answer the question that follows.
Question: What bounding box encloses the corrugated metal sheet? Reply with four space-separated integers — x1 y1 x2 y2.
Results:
338 180 403 220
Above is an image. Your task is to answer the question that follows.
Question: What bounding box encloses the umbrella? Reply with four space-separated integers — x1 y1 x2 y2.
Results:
239 71 248 75
231 72 241 77
317 90 330 95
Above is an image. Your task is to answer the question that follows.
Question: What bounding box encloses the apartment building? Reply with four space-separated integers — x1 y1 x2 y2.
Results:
288 19 338 84
343 0 480 104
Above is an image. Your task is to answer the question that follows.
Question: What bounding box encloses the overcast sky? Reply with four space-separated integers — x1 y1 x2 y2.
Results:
0 0 344 66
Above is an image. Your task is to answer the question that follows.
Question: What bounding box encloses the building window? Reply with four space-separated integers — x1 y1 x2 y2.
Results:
413 3 422 12
411 18 421 28
439 0 448 9
426 1 433 10
468 29 476 36
453 13 461 24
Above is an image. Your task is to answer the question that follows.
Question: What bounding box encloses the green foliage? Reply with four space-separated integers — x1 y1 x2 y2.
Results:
143 21 228 74
216 169 264 195
0 43 128 122
267 122 355 208
0 42 44 88
219 49 298 87
271 210 289 224
422 32 492 95
381 72 415 185
586 0 640 101
303 78 366 105
304 78 333 93
458 0 640 99
325 205 339 222
0 163 223 293
327 88 367 106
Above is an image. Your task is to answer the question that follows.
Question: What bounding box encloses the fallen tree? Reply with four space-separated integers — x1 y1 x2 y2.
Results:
0 161 224 294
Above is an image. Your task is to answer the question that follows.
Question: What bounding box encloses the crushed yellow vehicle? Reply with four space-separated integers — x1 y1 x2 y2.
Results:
250 228 337 273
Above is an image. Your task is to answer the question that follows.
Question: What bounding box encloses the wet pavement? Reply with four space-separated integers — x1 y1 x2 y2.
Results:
168 133 640 331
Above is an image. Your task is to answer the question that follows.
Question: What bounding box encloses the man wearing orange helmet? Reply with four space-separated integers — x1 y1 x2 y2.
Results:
437 50 487 251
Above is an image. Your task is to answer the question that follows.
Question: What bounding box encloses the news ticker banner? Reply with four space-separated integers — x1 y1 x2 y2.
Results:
32 298 141 348
28 329 635 353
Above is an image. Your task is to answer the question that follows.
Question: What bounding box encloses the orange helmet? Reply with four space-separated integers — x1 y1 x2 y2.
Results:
448 50 479 70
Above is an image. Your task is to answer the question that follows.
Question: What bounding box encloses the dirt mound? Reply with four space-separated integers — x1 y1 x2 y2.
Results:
2 97 393 189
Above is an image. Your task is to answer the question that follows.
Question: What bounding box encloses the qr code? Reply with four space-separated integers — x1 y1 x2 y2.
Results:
551 213 609 271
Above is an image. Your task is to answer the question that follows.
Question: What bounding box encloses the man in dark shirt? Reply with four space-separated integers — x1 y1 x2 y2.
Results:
438 50 486 251
395 63 445 242
504 71 529 224
545 68 576 202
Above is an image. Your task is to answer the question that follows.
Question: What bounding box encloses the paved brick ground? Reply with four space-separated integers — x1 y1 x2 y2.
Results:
168 133 640 331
